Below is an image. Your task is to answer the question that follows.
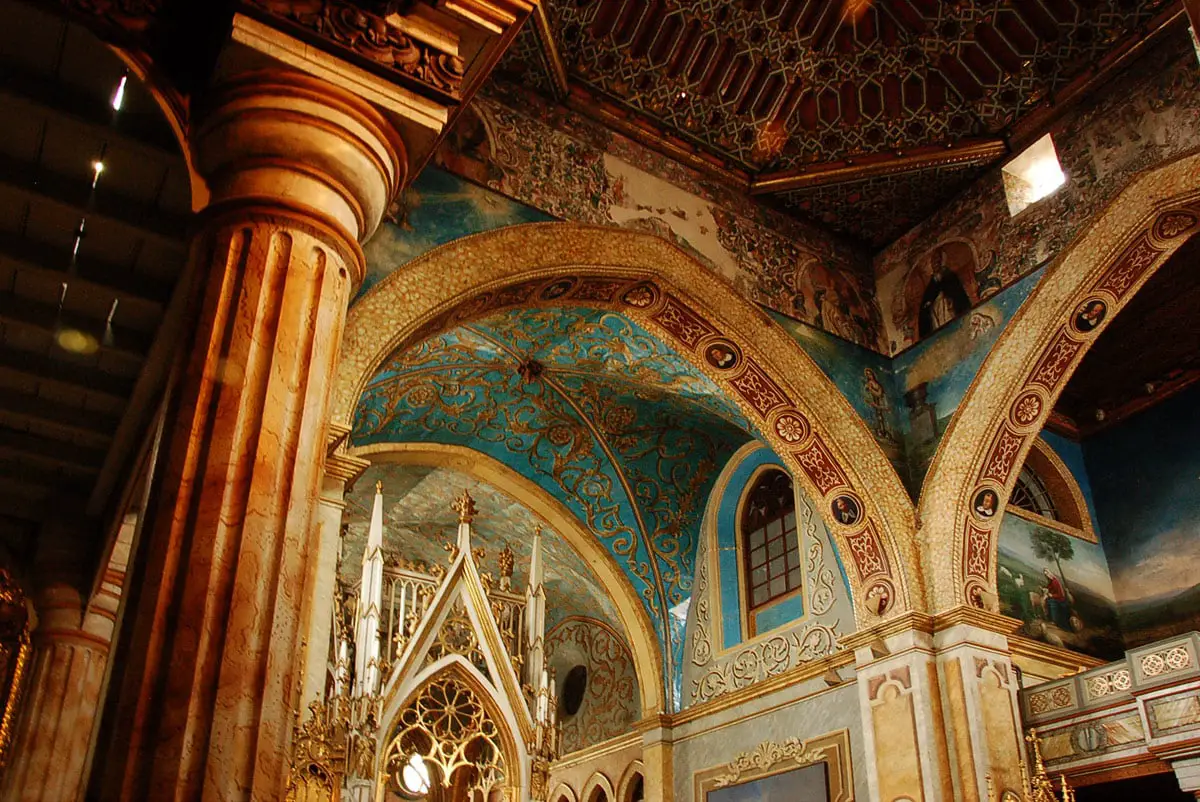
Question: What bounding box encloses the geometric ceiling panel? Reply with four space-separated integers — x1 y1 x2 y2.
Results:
351 305 759 694
500 0 1176 245
776 160 984 245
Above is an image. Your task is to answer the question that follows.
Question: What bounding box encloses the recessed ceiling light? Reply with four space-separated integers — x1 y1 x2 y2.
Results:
55 328 99 355
111 74 127 111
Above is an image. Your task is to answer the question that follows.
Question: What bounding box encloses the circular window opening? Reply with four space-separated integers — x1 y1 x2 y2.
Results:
397 753 431 799
562 665 588 717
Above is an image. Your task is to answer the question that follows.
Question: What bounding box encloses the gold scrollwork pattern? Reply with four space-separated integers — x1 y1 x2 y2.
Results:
710 738 827 788
685 480 848 705
545 617 639 753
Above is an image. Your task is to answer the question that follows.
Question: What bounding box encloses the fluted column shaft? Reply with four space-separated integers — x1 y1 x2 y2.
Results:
91 69 404 802
3 627 109 802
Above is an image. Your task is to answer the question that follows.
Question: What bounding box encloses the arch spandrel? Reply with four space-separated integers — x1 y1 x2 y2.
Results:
918 152 1200 613
334 224 920 627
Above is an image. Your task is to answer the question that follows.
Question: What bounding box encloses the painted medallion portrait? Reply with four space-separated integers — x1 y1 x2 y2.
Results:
541 278 576 300
705 340 740 371
1072 299 1107 333
830 495 861 527
973 488 1000 519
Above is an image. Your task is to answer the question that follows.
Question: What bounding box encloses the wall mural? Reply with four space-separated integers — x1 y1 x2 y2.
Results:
996 513 1122 660
876 31 1200 354
340 463 625 634
351 305 757 706
1086 383 1200 647
432 86 885 350
768 269 1042 495
546 617 640 754
357 165 552 302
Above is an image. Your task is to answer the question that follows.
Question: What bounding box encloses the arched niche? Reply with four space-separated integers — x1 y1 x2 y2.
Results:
331 224 920 632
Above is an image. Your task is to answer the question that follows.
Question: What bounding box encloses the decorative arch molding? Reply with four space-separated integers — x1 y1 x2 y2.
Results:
616 760 646 802
581 771 616 802
551 782 579 802
919 151 1200 612
334 224 920 625
1008 436 1096 542
352 441 664 715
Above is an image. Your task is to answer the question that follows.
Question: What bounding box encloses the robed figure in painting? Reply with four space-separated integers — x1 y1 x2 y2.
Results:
918 250 972 337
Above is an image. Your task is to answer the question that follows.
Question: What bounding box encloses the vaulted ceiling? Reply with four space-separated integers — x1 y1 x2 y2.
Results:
350 306 758 670
499 0 1181 246
0 0 191 559
341 462 627 634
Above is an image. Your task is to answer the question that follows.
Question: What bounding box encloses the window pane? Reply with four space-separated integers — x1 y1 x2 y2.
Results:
752 586 767 606
752 565 767 585
769 556 786 577
751 546 766 567
783 511 796 532
787 568 802 588
770 576 786 597
749 527 765 549
767 518 781 537
768 538 785 558
786 546 800 567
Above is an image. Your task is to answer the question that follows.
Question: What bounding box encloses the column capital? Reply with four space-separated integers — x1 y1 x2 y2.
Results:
192 67 407 288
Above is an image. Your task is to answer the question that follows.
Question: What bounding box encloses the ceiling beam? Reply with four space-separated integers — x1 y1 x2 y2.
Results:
0 387 119 439
0 456 96 492
0 152 188 248
750 139 1009 194
0 424 107 472
0 347 134 402
0 289 152 361
0 229 172 307
0 488 48 524
0 60 181 161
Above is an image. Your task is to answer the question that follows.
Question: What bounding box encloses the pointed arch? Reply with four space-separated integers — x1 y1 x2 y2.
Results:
617 760 646 802
353 441 663 716
332 224 919 626
919 152 1200 612
379 659 525 799
581 771 616 802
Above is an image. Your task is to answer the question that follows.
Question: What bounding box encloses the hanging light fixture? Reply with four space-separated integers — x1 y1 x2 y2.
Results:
111 73 127 112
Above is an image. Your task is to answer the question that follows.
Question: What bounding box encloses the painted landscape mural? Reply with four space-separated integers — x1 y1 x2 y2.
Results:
997 513 1122 660
1086 382 1200 647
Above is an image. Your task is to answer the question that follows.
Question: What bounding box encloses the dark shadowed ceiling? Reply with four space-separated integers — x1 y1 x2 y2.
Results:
1051 234 1200 439
499 0 1181 246
0 0 191 559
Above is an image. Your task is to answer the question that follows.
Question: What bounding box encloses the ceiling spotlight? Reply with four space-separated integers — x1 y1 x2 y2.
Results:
111 74 127 111
55 327 100 355
91 160 105 189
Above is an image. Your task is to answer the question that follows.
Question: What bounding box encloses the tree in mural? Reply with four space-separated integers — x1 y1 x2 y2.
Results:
1031 529 1075 631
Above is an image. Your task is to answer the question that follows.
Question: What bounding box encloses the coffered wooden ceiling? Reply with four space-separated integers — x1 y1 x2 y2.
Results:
0 0 191 558
500 0 1182 246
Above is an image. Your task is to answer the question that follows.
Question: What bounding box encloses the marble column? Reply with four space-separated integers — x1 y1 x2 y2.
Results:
0 513 127 802
91 68 405 801
846 609 1026 802
296 426 368 709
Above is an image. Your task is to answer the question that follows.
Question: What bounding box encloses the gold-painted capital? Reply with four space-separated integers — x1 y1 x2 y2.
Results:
191 67 407 287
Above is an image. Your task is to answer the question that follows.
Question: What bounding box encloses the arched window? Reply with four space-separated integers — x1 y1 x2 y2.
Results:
1010 466 1058 520
1005 437 1096 541
741 469 801 612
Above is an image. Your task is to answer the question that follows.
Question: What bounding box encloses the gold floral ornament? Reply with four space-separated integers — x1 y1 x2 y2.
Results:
285 700 342 802
453 489 477 524
0 568 29 773
711 738 827 788
986 729 1076 802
